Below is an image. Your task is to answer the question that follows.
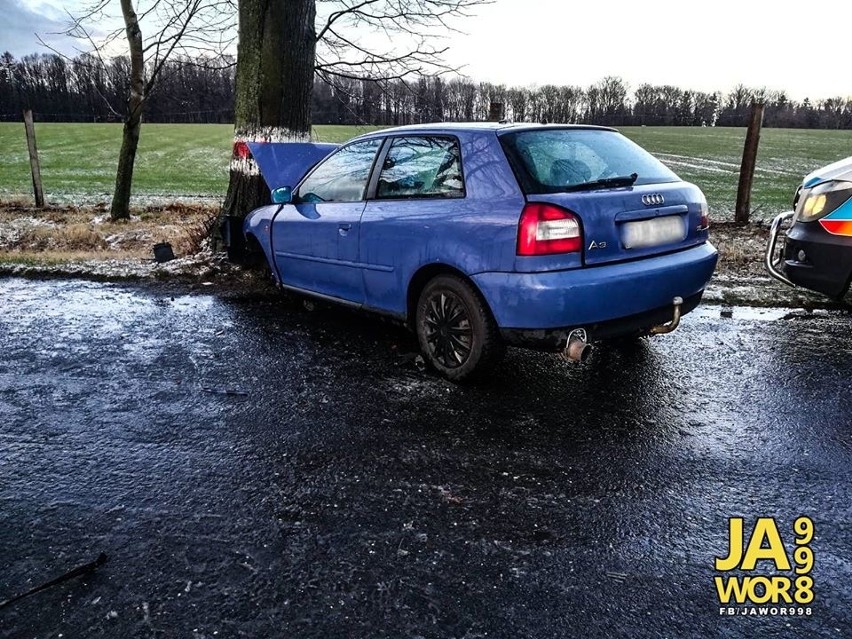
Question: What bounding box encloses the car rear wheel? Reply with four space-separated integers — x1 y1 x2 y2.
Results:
415 275 504 381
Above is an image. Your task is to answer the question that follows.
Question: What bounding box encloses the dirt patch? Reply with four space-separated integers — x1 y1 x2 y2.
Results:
711 220 774 279
0 201 216 258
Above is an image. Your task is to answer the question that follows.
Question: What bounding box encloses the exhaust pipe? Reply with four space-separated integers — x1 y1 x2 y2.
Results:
561 328 592 363
649 297 684 335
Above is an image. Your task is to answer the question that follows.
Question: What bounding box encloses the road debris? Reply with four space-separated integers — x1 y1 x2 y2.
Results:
0 553 108 610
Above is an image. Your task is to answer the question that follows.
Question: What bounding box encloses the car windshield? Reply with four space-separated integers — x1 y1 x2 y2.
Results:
500 128 679 194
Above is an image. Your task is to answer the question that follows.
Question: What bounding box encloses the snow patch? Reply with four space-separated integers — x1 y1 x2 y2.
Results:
0 217 58 249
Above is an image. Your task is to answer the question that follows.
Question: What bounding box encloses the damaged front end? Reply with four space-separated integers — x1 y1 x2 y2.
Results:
221 141 338 263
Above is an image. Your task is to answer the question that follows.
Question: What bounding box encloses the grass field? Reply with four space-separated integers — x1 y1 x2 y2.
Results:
1 122 850 219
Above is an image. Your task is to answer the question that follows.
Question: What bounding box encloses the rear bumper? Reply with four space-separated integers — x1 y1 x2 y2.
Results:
500 292 704 350
472 242 717 334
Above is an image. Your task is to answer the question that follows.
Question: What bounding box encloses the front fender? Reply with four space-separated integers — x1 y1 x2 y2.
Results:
243 205 280 277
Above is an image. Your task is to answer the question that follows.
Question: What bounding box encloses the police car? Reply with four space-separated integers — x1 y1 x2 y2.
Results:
766 157 852 299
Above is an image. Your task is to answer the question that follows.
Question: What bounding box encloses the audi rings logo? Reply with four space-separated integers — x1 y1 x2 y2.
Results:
642 194 665 206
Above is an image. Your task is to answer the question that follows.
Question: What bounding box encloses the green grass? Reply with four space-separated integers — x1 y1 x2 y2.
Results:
0 122 381 204
621 127 852 219
1 122 850 219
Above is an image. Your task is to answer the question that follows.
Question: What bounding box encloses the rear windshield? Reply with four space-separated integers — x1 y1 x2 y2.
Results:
500 129 679 194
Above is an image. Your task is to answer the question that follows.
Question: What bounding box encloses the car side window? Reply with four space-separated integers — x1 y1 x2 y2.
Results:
376 136 464 200
297 139 381 203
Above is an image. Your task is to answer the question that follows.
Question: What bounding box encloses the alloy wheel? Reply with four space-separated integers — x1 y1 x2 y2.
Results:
422 291 473 369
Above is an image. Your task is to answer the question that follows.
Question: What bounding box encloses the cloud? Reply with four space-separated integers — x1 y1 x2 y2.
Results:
1 0 82 58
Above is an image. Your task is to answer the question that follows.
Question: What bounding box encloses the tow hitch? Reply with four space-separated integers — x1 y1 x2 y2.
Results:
649 297 684 335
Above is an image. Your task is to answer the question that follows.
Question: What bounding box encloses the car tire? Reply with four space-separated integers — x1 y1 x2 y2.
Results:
415 274 504 381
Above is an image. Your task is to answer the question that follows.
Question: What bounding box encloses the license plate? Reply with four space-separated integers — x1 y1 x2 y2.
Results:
621 215 686 249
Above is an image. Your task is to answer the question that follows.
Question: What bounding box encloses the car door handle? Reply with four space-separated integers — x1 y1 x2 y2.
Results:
338 223 352 236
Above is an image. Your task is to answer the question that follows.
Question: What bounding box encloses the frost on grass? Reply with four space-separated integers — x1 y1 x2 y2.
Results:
0 191 224 207
657 153 803 177
0 201 227 280
1 201 847 310
0 244 249 282
704 275 833 309
0 216 58 248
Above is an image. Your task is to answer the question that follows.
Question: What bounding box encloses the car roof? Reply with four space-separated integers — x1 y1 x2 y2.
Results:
351 122 618 141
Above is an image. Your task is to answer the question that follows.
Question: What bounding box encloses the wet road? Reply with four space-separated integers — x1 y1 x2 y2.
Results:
1 278 850 638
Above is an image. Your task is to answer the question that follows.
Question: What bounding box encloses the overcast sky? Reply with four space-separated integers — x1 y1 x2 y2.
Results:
2 0 73 56
3 0 851 100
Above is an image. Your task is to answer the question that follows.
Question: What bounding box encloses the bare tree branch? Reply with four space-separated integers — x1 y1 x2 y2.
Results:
315 0 491 81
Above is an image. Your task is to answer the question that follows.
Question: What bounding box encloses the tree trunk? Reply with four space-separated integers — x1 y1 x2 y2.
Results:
111 0 146 221
111 99 143 221
219 0 316 232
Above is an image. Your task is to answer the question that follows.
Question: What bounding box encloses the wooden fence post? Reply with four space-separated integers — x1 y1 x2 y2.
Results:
23 110 45 208
735 101 764 223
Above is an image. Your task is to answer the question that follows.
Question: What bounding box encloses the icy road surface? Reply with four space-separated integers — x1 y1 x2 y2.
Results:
1 278 850 638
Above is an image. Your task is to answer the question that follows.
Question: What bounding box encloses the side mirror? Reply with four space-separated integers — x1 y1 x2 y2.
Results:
271 186 293 204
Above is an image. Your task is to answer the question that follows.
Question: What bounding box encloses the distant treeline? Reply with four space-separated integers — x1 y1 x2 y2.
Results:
2 52 851 129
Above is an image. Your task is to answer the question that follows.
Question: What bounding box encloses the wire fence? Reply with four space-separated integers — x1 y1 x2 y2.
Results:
0 109 235 123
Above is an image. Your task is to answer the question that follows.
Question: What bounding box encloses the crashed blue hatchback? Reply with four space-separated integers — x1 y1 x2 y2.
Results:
234 123 718 380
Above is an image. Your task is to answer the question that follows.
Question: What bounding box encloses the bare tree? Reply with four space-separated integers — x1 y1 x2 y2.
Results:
506 87 528 123
220 0 490 223
66 0 236 220
593 76 628 124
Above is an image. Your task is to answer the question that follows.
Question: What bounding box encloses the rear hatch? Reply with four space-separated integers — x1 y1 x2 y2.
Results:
499 126 709 269
527 181 707 266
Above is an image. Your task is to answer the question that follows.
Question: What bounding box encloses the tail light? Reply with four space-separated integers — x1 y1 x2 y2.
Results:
517 203 582 256
233 140 251 160
698 197 710 231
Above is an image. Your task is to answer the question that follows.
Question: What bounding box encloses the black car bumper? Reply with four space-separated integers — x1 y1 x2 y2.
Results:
767 212 852 299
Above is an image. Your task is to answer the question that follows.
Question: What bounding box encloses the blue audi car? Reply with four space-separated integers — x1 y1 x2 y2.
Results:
238 123 718 380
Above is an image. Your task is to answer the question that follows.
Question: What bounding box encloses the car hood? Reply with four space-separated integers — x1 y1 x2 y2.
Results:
803 156 852 187
247 141 339 191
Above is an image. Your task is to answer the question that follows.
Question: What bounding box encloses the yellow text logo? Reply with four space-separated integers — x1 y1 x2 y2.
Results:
714 517 814 607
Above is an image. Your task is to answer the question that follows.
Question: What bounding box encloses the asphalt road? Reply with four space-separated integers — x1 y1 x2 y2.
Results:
1 277 850 639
